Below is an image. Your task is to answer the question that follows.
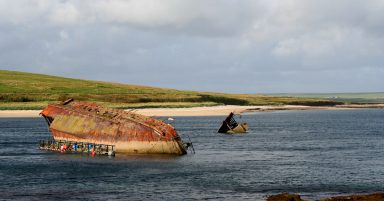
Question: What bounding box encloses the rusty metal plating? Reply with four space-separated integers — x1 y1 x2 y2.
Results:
40 99 187 155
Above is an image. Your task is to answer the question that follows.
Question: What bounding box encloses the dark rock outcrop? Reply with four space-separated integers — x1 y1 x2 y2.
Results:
317 192 384 201
267 192 384 201
267 193 307 201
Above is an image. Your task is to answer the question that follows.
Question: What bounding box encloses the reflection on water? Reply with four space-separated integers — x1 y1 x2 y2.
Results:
0 109 383 200
54 152 182 162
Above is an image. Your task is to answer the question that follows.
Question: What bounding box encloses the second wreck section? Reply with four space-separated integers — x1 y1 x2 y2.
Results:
218 112 248 134
40 99 187 155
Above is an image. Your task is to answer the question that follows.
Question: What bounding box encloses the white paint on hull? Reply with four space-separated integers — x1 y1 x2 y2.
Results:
115 140 186 155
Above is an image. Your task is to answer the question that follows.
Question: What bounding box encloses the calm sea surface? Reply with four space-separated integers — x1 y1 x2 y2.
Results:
0 109 383 200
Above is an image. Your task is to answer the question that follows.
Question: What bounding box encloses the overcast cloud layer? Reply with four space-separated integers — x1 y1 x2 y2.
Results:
1 0 383 93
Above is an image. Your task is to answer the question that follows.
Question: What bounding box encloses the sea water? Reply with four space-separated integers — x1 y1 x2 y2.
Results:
0 109 383 200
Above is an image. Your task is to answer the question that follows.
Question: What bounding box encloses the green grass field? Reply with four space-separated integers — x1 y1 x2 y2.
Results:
0 70 341 110
273 93 384 104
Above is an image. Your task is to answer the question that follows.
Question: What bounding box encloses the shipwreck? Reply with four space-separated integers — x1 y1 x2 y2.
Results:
218 112 248 134
40 99 190 155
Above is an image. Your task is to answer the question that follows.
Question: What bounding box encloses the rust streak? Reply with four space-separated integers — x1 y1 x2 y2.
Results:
40 99 187 155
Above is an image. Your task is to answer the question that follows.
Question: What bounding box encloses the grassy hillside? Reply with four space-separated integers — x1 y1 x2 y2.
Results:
0 70 340 110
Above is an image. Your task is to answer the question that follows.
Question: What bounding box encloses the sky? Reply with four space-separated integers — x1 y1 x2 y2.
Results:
0 0 383 93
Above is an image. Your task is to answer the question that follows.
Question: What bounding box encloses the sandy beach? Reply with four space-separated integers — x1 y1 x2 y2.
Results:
134 105 329 117
0 105 297 118
1 104 382 118
0 110 43 118
0 105 321 118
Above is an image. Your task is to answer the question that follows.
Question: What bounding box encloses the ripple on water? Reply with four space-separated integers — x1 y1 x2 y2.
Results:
0 109 383 200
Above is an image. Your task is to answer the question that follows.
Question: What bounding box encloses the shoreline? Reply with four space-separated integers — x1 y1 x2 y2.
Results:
0 104 383 118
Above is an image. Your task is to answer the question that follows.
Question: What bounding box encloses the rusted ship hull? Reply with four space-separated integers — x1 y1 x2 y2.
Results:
40 99 187 155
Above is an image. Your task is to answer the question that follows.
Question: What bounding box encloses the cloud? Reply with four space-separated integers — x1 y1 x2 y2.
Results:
0 0 383 93
0 0 260 37
272 28 344 58
49 1 81 25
